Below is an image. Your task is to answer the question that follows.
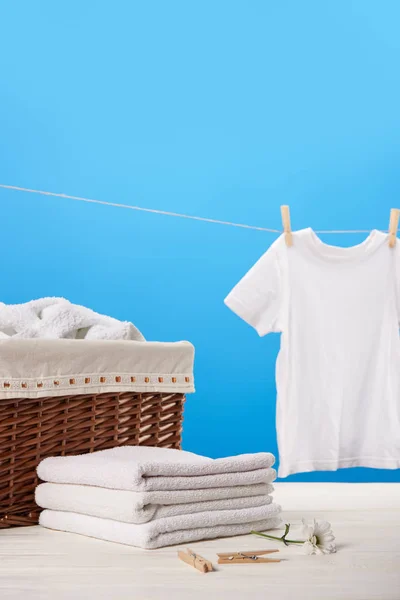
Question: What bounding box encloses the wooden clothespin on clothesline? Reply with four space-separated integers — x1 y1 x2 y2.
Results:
280 205 292 247
388 208 400 248
217 549 281 565
178 548 214 573
281 205 400 248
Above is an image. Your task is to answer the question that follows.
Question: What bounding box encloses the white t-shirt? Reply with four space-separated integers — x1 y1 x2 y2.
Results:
225 228 400 477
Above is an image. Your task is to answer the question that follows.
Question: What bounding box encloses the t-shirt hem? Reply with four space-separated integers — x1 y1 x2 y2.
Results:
278 457 400 478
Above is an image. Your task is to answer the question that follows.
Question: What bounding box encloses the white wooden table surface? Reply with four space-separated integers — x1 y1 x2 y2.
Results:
1 483 399 600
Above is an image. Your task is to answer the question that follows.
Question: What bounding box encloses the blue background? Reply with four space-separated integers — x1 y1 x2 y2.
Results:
0 0 399 482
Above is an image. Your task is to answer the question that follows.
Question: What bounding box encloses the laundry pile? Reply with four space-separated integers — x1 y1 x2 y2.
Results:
0 297 144 340
36 446 281 549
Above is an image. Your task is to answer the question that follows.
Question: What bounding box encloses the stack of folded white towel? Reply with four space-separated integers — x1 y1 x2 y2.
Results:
36 446 281 549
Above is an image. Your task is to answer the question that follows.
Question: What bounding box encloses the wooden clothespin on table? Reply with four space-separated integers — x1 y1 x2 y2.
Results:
280 205 292 247
217 549 281 565
388 208 400 248
178 548 213 573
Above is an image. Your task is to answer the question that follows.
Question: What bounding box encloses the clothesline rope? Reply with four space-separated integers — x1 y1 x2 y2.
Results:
0 183 379 234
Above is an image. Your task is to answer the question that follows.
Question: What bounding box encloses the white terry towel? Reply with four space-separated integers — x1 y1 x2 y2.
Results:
39 503 282 549
37 446 276 491
0 297 144 341
35 482 274 523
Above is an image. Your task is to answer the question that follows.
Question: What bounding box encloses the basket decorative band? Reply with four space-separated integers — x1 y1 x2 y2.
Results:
0 373 194 398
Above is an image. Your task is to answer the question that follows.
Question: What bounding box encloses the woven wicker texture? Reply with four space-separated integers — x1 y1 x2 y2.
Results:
0 391 185 528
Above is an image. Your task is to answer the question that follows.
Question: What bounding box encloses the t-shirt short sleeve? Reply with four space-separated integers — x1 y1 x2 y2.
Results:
224 237 285 336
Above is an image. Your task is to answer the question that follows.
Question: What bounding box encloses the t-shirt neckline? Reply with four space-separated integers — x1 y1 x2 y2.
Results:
301 227 384 262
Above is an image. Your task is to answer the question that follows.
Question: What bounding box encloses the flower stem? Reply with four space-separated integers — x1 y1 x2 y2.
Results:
251 529 304 545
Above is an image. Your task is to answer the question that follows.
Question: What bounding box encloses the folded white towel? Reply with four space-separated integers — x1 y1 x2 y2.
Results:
35 482 274 523
39 503 282 549
0 297 144 341
37 446 275 491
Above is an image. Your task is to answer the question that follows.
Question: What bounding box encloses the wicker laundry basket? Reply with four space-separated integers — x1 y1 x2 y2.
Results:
0 338 194 528
0 390 185 528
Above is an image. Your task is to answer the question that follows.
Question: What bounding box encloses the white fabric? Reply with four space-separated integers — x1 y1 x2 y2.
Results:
35 482 274 523
0 297 144 341
37 446 276 491
225 228 400 478
0 338 194 398
39 504 282 549
36 481 272 509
